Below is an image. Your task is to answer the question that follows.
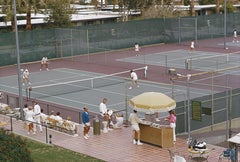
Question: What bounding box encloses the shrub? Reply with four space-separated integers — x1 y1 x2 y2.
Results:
0 128 33 162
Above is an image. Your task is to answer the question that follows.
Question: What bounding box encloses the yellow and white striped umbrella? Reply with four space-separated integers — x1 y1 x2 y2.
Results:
129 92 176 113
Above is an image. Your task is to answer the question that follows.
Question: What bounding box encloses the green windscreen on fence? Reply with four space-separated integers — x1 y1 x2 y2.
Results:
0 13 240 66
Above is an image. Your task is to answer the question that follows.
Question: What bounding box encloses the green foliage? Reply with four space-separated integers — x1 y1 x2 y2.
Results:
0 128 104 162
44 0 73 27
0 128 33 162
199 0 216 5
184 0 190 5
125 0 154 10
220 2 236 13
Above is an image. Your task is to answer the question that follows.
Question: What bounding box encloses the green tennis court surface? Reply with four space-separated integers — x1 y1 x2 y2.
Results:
117 49 240 74
0 68 218 118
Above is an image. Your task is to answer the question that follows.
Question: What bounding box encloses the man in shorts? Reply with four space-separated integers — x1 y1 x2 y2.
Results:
40 56 49 71
129 70 139 89
129 109 143 145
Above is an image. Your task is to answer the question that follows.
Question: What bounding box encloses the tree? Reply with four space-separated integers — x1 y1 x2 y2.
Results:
44 0 74 27
220 1 236 13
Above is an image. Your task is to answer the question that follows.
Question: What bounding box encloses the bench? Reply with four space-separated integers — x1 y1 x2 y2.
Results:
45 116 78 135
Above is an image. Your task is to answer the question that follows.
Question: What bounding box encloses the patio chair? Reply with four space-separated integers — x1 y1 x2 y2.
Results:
218 148 235 162
174 155 186 162
168 149 180 162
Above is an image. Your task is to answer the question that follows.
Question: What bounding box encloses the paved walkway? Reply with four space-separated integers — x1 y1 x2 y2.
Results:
1 115 239 162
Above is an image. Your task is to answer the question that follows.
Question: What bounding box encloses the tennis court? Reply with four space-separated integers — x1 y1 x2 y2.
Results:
117 49 240 73
0 67 215 118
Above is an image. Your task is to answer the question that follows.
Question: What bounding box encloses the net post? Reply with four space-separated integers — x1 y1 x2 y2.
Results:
144 66 148 79
165 55 168 75
91 79 93 88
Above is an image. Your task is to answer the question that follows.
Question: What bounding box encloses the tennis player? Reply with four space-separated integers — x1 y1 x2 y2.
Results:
233 29 238 43
190 41 194 51
129 70 139 89
134 43 140 56
40 56 49 71
22 69 31 86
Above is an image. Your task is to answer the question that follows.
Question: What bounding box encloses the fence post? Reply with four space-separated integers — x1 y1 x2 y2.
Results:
45 125 48 144
10 116 13 131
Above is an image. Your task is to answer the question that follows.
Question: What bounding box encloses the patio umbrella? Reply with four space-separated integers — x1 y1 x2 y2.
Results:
129 92 176 113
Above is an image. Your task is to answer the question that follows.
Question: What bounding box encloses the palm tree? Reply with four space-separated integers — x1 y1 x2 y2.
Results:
1 0 15 31
21 0 42 30
216 0 220 14
190 0 195 16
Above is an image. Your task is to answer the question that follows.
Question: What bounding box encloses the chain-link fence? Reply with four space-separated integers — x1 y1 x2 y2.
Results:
1 13 240 66
171 66 240 137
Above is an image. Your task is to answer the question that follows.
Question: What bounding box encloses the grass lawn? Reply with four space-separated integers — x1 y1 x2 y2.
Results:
26 139 104 162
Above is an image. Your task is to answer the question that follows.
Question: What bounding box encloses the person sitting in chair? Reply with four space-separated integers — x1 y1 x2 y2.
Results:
113 113 124 129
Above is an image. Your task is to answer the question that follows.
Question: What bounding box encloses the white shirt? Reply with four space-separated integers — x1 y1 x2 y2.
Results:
25 109 34 123
55 115 63 121
130 71 138 81
115 116 123 128
41 57 48 64
34 104 41 116
234 31 237 37
23 69 29 79
99 102 107 114
190 42 194 49
50 115 56 120
135 44 139 52
40 113 47 123
129 113 140 125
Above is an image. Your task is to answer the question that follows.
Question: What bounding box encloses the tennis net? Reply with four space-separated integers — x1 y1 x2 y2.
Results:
187 53 240 70
29 66 147 99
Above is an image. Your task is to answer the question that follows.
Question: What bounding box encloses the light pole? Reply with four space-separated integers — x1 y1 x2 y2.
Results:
187 74 191 140
224 0 227 49
13 0 23 119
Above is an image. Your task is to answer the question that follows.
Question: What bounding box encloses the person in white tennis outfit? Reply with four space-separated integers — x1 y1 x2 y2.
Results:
129 70 139 89
233 29 238 43
134 43 140 56
190 41 194 51
32 100 42 134
40 57 49 71
22 69 31 86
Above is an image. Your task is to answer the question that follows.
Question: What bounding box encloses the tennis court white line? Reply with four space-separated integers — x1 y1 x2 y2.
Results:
53 68 103 78
0 83 113 110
